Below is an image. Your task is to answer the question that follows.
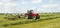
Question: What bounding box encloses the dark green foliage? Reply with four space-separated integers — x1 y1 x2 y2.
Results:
0 13 4 15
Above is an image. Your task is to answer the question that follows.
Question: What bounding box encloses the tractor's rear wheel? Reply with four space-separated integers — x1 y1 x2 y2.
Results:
28 16 33 19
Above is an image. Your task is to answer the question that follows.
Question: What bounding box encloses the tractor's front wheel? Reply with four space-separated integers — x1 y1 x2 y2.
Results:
35 15 40 20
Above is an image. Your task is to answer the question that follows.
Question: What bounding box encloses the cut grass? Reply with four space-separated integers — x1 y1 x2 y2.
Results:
0 13 60 28
1 15 59 27
7 18 60 28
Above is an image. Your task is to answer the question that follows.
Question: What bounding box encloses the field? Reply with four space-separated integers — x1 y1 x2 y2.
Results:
0 13 60 28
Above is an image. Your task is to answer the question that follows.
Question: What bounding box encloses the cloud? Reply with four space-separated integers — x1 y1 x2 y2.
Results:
0 0 60 13
37 4 60 13
4 3 17 6
48 0 60 4
1 0 17 2
0 0 18 13
32 0 42 4
21 1 28 4
0 2 2 5
41 4 59 8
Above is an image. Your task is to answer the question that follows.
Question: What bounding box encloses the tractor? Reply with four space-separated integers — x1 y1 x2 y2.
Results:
25 10 40 20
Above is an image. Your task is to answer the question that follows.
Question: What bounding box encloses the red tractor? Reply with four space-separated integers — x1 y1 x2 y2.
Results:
25 10 40 20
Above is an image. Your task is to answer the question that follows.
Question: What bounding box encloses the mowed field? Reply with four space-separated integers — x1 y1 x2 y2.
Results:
0 13 60 28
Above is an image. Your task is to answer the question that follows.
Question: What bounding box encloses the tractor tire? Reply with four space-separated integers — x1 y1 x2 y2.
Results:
28 16 33 19
36 15 40 19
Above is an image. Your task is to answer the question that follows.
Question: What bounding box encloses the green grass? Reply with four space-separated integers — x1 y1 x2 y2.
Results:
0 13 60 28
7 18 60 28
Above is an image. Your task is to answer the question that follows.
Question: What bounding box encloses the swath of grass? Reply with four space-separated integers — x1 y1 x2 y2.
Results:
2 16 60 27
7 18 60 28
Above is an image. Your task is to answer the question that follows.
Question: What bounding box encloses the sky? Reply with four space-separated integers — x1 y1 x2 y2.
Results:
0 0 60 13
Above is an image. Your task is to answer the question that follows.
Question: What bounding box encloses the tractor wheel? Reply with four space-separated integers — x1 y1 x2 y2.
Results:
35 15 40 20
28 16 33 19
